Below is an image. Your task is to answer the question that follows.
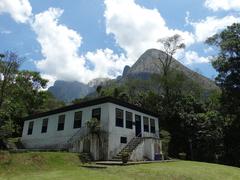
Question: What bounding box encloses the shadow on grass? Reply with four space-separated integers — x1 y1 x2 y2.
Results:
80 165 107 169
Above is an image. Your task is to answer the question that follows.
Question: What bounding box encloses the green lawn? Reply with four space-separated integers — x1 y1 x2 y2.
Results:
0 152 240 180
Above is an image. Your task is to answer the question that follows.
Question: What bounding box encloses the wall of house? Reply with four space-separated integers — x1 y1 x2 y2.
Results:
107 103 159 159
21 100 159 161
21 103 110 150
130 138 161 161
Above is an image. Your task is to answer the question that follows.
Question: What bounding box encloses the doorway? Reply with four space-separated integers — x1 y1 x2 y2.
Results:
135 115 142 137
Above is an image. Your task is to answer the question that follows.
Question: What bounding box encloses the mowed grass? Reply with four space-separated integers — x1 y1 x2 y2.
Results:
0 152 240 180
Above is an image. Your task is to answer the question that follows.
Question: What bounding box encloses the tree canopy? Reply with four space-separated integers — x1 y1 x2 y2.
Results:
0 52 64 140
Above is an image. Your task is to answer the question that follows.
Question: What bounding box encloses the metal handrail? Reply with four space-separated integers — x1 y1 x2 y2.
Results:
67 126 89 144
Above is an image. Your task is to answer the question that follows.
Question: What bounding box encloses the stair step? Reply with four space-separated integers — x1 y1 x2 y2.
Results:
113 137 143 160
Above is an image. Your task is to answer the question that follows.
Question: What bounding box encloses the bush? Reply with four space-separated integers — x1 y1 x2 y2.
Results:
160 130 171 158
121 152 129 164
78 152 92 164
179 152 187 160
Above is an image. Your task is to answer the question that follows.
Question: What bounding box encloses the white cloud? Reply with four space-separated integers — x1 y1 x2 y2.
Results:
205 0 240 11
1 0 226 85
191 16 240 42
41 74 57 89
104 0 195 63
85 48 128 79
185 51 210 65
0 0 32 23
31 8 128 84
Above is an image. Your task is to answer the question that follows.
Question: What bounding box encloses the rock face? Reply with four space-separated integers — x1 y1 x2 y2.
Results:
121 49 217 90
48 80 94 102
122 65 131 77
48 78 111 102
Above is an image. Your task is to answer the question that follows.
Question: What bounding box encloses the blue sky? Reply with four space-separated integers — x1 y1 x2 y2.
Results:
0 0 240 86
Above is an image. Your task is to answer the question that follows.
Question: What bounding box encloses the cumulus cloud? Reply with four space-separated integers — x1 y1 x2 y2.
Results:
0 0 32 23
2 0 232 85
185 51 210 65
85 48 127 79
204 0 240 11
191 15 240 42
104 0 195 63
31 8 128 84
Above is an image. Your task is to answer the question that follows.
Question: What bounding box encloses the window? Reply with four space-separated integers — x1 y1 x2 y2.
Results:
74 111 82 129
116 108 124 127
57 114 65 131
92 108 101 121
125 111 133 129
27 121 34 135
41 118 48 133
150 119 156 133
143 116 149 132
120 137 127 143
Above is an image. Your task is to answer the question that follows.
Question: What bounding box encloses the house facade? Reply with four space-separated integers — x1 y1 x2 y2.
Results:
21 97 162 161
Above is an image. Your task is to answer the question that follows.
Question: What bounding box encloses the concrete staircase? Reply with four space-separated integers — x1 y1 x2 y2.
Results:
112 137 143 160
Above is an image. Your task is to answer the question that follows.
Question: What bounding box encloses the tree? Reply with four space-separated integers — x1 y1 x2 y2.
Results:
0 52 21 108
157 34 186 76
96 85 102 97
85 118 107 160
0 52 64 139
155 34 186 123
206 23 240 166
206 23 240 115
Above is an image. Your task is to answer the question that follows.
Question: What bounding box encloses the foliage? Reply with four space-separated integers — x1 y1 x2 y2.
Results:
178 152 187 160
78 152 92 164
85 118 108 160
86 118 101 135
121 152 130 164
0 52 64 139
206 23 240 115
160 130 171 158
157 34 186 76
206 23 240 166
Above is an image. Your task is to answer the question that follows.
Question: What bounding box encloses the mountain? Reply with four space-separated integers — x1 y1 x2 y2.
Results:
48 78 110 102
49 49 217 102
120 49 217 90
48 80 94 103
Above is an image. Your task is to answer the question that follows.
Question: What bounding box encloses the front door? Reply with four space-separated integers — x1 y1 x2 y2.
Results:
135 115 142 137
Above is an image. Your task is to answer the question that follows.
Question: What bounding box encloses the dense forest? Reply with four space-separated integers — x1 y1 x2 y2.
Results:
1 23 240 167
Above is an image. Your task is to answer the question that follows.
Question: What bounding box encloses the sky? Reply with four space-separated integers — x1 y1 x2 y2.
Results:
0 0 240 87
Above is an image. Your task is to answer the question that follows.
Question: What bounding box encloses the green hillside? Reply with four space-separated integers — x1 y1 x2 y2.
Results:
0 152 239 180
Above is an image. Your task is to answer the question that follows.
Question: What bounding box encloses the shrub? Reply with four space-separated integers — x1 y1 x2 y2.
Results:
78 152 92 164
179 152 187 160
160 130 171 158
121 152 129 164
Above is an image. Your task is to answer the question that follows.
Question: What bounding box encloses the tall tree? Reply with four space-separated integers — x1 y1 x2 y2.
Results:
206 23 240 166
0 52 21 108
0 52 64 139
156 34 186 106
157 34 185 76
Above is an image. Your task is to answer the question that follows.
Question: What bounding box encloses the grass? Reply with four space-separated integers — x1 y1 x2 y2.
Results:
0 151 240 180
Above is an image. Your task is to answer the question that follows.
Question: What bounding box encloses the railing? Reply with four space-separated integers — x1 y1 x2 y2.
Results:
67 126 89 145
153 131 160 138
141 130 160 139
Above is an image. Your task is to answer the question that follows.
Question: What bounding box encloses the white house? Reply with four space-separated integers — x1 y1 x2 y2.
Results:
21 97 162 161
